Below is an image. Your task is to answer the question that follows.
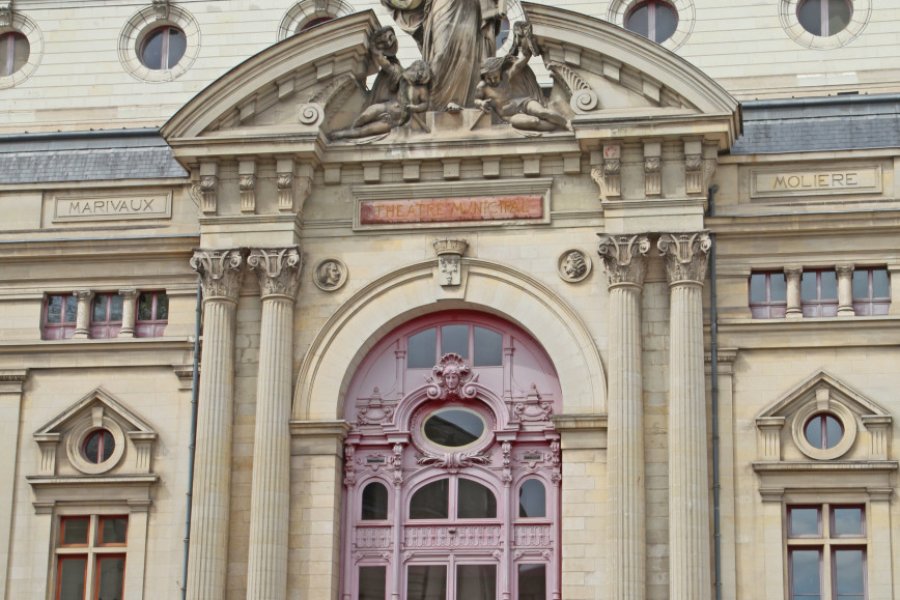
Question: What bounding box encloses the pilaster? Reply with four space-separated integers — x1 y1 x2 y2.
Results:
836 264 855 316
597 234 650 600
186 248 244 600
245 247 302 600
118 288 139 337
72 289 94 339
785 267 802 319
657 231 712 600
0 370 27 599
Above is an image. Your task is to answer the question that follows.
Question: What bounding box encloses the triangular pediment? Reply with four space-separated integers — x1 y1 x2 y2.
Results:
35 386 155 437
757 370 889 421
162 5 739 152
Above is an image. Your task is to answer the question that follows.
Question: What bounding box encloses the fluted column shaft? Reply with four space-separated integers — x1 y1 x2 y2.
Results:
246 248 302 600
599 234 651 600
187 249 245 600
658 232 712 600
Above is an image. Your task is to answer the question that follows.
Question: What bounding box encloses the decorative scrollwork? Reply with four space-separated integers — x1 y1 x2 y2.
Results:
548 61 600 113
426 353 478 401
247 247 303 299
417 451 490 472
298 103 324 125
190 249 245 302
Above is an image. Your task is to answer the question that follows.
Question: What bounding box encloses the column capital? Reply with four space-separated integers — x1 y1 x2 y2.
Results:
190 249 245 302
657 231 712 285
247 247 303 300
597 234 651 288
73 289 94 300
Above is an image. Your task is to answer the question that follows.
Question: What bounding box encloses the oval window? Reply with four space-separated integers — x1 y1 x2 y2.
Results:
361 482 388 520
424 409 485 447
140 26 186 70
83 429 115 464
519 479 546 518
624 0 679 43
0 31 29 77
797 0 852 37
409 479 449 519
804 413 843 449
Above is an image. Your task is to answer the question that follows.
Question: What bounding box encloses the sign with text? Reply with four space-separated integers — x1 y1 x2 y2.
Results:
751 167 881 198
359 194 544 226
53 192 172 222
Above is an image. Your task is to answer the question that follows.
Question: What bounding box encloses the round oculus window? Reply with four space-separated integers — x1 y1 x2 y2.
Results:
797 0 852 37
423 409 486 448
625 0 679 44
140 26 186 70
0 31 29 77
804 413 843 450
82 429 115 464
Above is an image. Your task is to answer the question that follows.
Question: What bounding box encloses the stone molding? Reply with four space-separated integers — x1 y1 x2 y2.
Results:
248 247 303 300
657 231 712 285
597 234 651 288
190 249 245 303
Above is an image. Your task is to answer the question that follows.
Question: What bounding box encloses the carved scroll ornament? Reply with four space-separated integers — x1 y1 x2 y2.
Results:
190 249 245 302
247 247 303 299
426 353 478 401
657 232 712 285
597 234 651 288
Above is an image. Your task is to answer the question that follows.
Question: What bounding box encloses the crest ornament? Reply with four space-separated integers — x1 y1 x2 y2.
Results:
313 258 348 291
426 353 478 401
558 249 592 283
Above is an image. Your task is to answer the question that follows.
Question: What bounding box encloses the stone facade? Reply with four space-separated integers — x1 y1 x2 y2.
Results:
0 2 898 600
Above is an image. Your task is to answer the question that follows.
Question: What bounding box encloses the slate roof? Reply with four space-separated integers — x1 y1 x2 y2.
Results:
732 94 900 154
0 129 187 184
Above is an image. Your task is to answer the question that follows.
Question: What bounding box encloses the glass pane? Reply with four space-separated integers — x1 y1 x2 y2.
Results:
473 327 503 367
62 517 90 545
156 293 169 319
801 272 818 301
827 0 852 35
362 482 389 520
770 273 787 301
409 480 449 519
804 417 823 448
101 430 115 461
749 274 767 303
852 271 868 300
820 271 837 299
441 325 469 358
58 556 87 600
625 4 649 37
832 507 863 537
407 565 447 600
93 295 109 322
654 3 679 43
456 564 496 600
824 415 843 449
100 516 128 544
166 28 187 68
109 295 123 321
84 432 101 463
872 269 889 297
789 507 820 537
408 328 437 368
65 296 78 322
518 564 546 600
834 549 864 595
457 479 497 519
790 549 821 596
141 29 164 69
797 0 823 36
359 566 387 600
519 479 546 518
47 296 63 324
12 33 29 72
424 409 485 447
138 294 154 321
96 556 125 600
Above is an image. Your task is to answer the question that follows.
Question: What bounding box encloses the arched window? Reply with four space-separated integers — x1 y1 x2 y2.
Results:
342 312 562 599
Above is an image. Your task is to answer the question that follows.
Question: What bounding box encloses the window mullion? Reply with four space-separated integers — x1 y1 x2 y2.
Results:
161 29 170 70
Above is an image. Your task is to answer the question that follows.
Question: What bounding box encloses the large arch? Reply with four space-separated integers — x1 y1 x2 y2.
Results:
291 258 607 421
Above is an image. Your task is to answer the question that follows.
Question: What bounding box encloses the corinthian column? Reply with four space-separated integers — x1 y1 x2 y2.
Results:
246 247 302 600
187 249 245 600
657 232 712 600
598 234 651 600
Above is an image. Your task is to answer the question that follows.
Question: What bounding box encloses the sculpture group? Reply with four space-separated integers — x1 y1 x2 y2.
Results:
330 0 569 139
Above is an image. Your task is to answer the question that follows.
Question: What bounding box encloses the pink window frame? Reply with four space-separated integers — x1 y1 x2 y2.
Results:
135 290 168 338
89 293 123 339
42 294 77 340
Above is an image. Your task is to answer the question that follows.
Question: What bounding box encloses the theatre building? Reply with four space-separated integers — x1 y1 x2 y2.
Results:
0 1 898 599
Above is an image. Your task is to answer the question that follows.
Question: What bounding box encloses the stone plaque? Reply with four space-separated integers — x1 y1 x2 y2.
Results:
751 167 881 198
53 192 172 222
359 195 543 226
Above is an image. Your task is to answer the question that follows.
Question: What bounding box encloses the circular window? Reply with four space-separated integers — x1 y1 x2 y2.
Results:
625 0 679 43
423 409 486 448
0 31 29 77
140 26 186 70
82 429 115 464
797 0 852 37
803 413 843 449
298 16 334 33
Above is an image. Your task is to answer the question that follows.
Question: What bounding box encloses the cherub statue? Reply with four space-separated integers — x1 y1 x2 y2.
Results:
330 29 432 140
474 22 569 132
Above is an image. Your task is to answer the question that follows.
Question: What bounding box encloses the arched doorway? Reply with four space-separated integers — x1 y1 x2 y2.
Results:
342 311 562 600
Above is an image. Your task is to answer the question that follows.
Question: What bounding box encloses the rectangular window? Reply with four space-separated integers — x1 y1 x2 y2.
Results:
852 268 889 316
135 291 169 337
787 504 865 600
358 566 386 600
55 515 127 600
749 271 787 318
517 564 547 600
43 294 77 340
801 271 838 317
89 293 123 339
